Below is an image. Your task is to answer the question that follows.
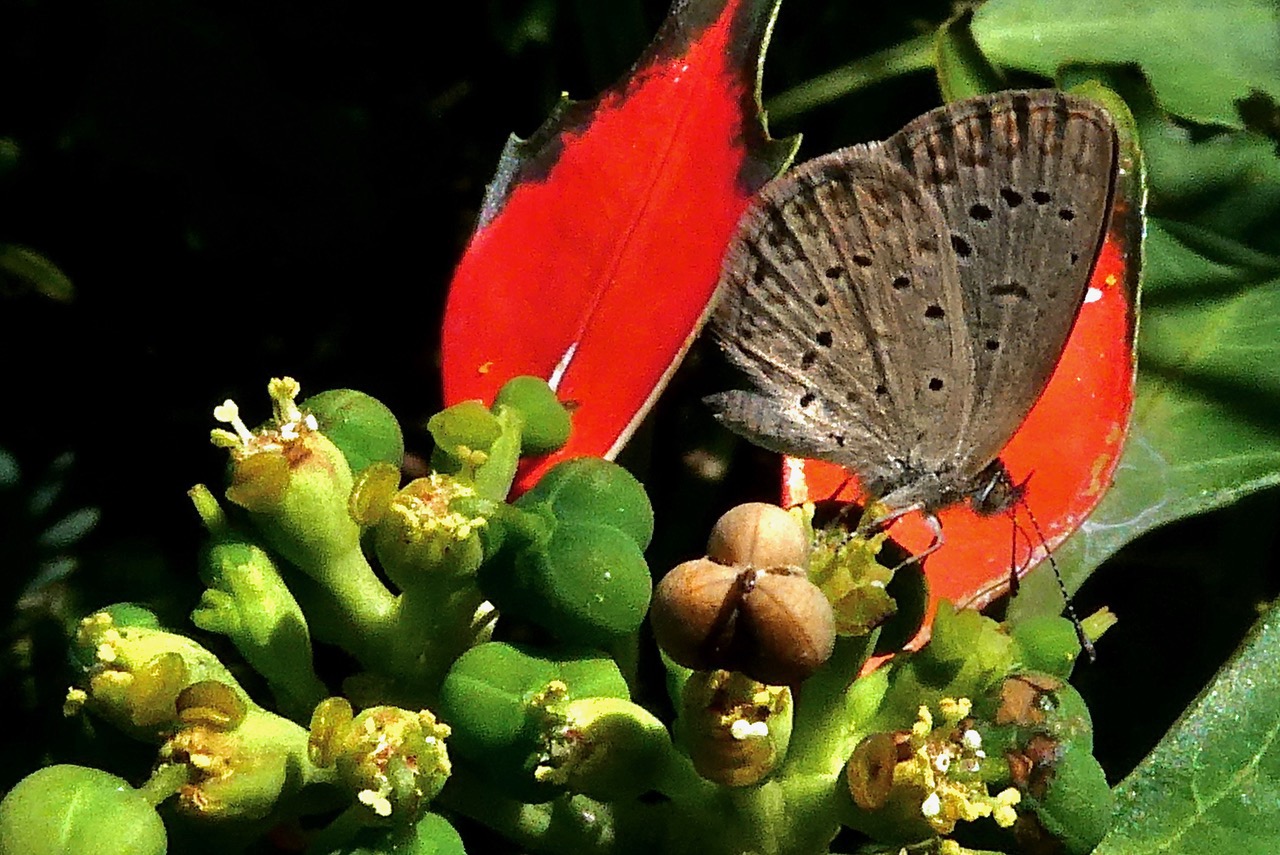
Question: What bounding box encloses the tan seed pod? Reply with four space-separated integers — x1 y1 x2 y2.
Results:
707 502 809 569
651 558 835 686
651 558 740 673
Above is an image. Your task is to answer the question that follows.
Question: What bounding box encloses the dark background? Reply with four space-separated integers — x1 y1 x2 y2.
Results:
2 0 1277 832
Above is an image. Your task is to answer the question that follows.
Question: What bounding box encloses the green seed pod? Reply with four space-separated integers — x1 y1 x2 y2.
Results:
0 765 166 855
517 457 654 550
1022 742 1116 855
487 520 652 646
303 389 405 474
494 375 572 455
324 812 466 855
439 643 630 802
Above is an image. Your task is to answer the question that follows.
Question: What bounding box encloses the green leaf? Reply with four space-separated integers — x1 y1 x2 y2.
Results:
0 244 74 302
1094 600 1280 853
934 11 1006 102
971 0 1280 128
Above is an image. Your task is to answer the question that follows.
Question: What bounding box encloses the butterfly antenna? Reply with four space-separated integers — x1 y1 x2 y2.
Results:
1020 499 1097 663
1006 511 1025 596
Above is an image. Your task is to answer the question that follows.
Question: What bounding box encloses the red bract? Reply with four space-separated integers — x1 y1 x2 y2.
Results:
441 0 795 494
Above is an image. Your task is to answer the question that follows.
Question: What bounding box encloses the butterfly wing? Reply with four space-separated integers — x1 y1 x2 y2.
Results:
707 146 978 498
882 90 1118 476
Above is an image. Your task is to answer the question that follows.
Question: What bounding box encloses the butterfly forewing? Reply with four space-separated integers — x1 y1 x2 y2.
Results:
884 91 1118 473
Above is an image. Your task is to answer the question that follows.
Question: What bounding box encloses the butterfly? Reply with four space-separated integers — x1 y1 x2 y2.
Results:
706 90 1118 547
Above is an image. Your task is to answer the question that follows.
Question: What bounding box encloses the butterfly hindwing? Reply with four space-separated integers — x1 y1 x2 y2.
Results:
884 90 1118 474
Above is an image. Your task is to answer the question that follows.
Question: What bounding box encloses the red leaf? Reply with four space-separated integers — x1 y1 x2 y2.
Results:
784 147 1145 654
441 0 795 494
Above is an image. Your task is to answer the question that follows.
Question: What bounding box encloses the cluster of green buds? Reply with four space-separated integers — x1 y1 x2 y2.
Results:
842 603 1116 853
0 373 1122 855
61 606 331 826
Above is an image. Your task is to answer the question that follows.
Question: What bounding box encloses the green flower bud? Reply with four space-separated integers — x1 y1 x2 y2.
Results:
328 706 453 824
493 375 572 455
374 474 491 590
303 388 405 474
190 499 326 718
212 379 362 572
682 670 793 787
0 765 166 855
70 610 248 741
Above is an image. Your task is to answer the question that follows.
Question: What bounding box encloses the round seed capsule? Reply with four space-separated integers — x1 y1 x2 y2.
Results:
707 502 809 569
651 559 835 686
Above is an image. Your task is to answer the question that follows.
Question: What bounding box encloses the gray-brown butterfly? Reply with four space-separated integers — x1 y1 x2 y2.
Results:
706 90 1118 532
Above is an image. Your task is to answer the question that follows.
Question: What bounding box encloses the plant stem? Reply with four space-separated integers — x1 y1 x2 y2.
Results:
766 32 935 122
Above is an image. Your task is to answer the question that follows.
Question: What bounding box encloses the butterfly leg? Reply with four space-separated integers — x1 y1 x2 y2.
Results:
858 505 945 573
